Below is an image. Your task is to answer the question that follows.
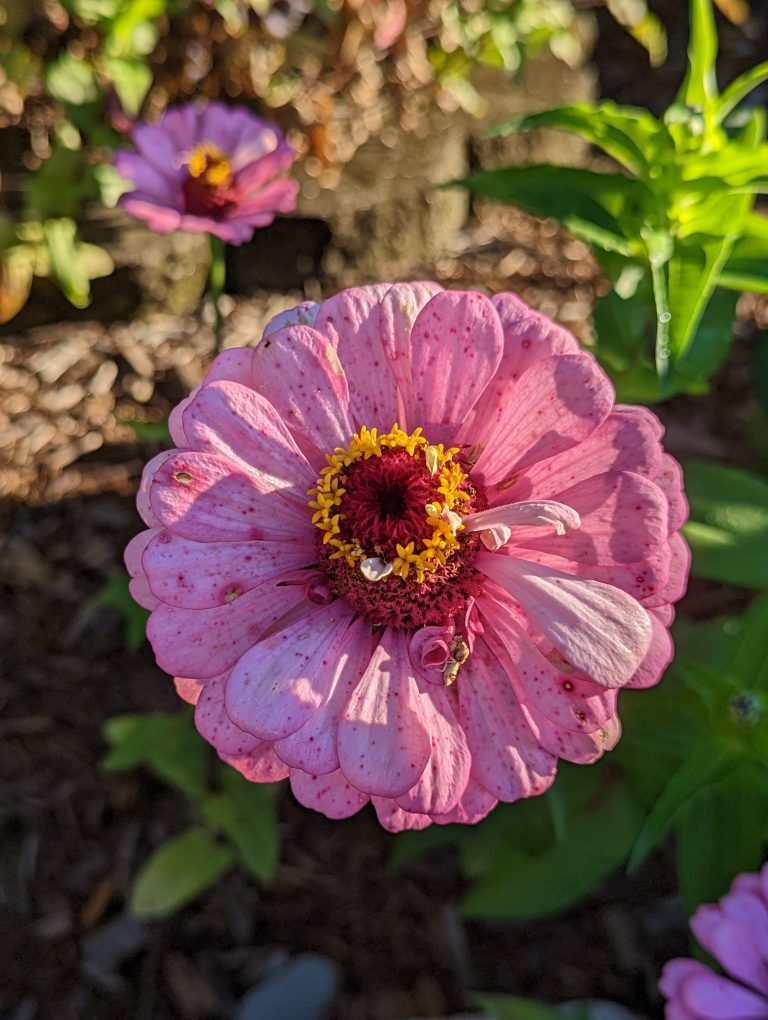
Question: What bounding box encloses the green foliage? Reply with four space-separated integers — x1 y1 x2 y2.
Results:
456 0 768 399
89 571 149 651
683 461 768 587
104 710 280 919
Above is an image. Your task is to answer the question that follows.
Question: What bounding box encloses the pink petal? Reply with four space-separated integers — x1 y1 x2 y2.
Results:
147 576 310 678
510 472 668 566
395 686 471 816
691 907 768 995
518 407 664 503
118 195 183 233
182 380 315 498
222 743 290 782
274 616 373 775
432 777 498 826
204 348 256 387
168 395 193 446
660 959 711 1000
142 531 313 608
225 604 356 741
289 768 369 820
174 676 204 705
149 451 310 543
656 454 689 533
643 533 690 608
195 673 261 755
522 701 621 764
457 638 557 802
480 592 616 733
314 286 400 429
137 450 177 527
372 798 433 832
128 575 160 610
625 608 674 689
464 499 581 550
264 302 320 337
721 889 768 947
472 354 613 487
251 324 355 460
680 971 768 1018
377 282 443 428
408 290 503 445
125 528 158 577
514 542 672 602
477 552 652 687
338 628 432 798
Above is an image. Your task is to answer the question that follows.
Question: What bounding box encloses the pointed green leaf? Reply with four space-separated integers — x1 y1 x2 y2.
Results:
677 0 719 112
201 767 279 881
130 827 234 919
717 61 768 122
103 710 208 800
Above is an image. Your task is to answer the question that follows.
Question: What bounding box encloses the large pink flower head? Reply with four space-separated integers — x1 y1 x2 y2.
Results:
127 284 689 832
114 101 299 245
660 864 768 1019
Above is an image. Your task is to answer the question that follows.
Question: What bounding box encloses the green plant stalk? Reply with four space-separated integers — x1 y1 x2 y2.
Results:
208 233 226 351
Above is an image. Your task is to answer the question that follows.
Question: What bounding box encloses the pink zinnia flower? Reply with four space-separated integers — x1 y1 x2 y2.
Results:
114 101 299 245
126 284 689 832
660 863 768 1019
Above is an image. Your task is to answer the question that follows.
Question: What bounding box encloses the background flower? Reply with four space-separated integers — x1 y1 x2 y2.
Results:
114 101 299 245
127 282 689 832
660 863 768 1019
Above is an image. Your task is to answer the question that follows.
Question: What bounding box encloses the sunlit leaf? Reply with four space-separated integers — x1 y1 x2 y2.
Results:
103 710 208 800
130 828 234 919
677 0 719 113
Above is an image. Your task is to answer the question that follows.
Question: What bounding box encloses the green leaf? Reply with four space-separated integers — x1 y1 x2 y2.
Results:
486 102 670 176
677 0 719 113
90 571 148 650
717 61 768 123
627 737 734 873
202 767 279 881
103 710 208 801
729 594 768 690
463 771 643 919
104 55 152 117
130 827 234 919
46 52 99 105
455 164 642 254
672 287 738 389
682 461 768 587
475 993 562 1020
40 219 113 308
719 225 768 294
677 765 768 915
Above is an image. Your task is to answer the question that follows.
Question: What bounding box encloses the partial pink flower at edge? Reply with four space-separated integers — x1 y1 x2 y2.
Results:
126 282 689 832
660 863 768 1019
113 100 299 245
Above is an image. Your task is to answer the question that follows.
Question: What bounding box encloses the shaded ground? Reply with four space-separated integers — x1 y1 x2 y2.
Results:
4 6 768 1019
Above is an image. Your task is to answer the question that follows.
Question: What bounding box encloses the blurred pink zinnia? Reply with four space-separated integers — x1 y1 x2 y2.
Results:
114 101 298 245
126 284 689 832
660 863 768 1019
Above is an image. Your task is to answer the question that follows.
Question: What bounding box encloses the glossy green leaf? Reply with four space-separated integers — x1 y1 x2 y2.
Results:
202 767 279 881
628 737 734 873
456 164 642 254
130 827 234 919
463 772 642 919
677 765 768 915
486 102 669 176
683 461 768 587
103 710 208 800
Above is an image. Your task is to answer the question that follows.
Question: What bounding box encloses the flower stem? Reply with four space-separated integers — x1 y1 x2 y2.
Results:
208 234 227 351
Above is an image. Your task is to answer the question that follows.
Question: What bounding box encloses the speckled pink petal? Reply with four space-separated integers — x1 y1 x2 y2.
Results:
395 686 471 816
225 604 356 741
625 609 674 689
222 743 290 782
692 907 768 995
459 292 579 442
149 451 310 543
125 528 159 577
174 676 205 705
680 970 768 1018
314 287 400 428
274 616 373 776
511 472 668 566
372 798 433 832
472 354 613 486
182 380 315 497
432 777 498 826
656 454 689 533
204 348 256 387
338 628 431 799
168 395 193 446
458 638 557 802
142 531 314 608
263 302 320 337
480 593 616 733
195 673 261 756
517 408 664 503
408 290 503 446
477 552 652 687
137 450 177 527
251 324 355 459
643 533 690 608
377 281 443 429
147 576 310 678
289 768 369 820
523 701 620 764
514 542 672 602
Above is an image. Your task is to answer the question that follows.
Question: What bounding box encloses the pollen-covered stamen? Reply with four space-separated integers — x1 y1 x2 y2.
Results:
183 142 236 215
309 424 472 583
